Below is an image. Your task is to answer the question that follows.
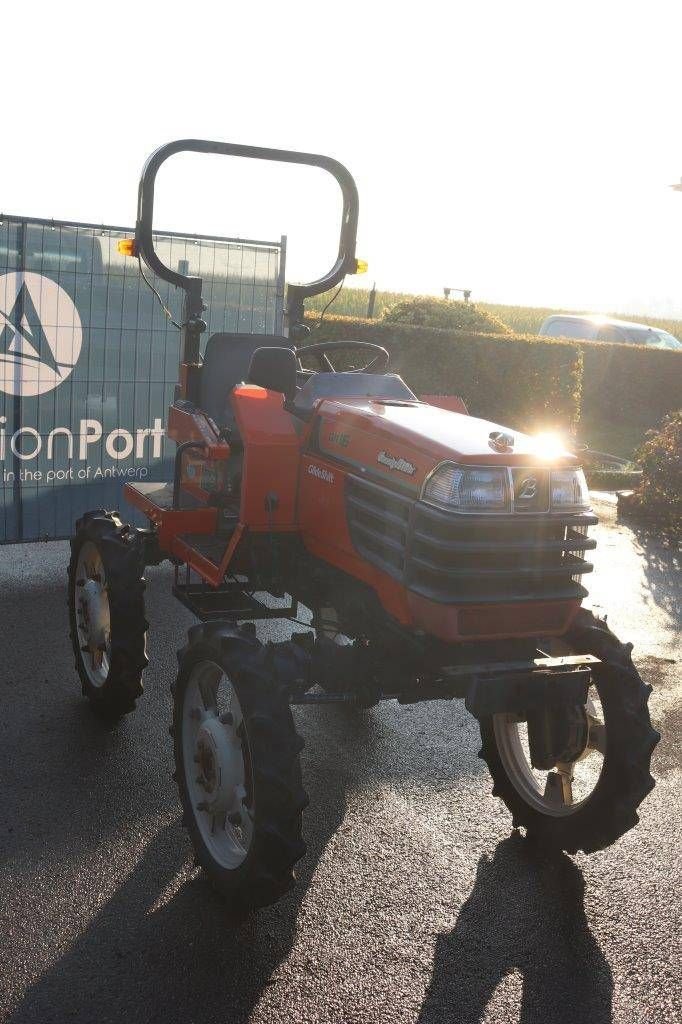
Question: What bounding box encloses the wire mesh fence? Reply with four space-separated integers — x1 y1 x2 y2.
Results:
0 215 285 542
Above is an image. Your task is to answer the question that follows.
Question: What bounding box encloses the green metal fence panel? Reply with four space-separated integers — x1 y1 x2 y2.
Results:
0 215 285 542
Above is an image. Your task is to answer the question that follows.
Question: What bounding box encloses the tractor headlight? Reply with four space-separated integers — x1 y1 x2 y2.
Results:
550 469 591 511
423 464 511 512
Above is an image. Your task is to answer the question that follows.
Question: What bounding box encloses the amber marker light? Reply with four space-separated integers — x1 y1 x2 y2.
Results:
117 238 138 257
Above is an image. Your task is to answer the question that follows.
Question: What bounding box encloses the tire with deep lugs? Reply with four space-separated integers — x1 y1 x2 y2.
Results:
68 511 148 719
172 622 309 910
479 609 659 853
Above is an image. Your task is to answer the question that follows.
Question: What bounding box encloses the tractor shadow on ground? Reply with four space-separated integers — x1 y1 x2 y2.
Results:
6 697 487 1024
5 707 357 1024
417 834 613 1024
3 556 488 1024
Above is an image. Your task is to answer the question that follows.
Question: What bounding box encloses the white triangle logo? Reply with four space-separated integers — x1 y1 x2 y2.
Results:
0 272 83 397
5 313 41 361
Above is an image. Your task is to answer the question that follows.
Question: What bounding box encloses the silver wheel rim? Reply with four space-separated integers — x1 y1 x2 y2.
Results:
492 685 606 817
75 542 111 688
181 660 254 870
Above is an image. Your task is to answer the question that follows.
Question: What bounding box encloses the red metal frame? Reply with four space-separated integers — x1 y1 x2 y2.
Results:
231 385 303 531
124 483 218 552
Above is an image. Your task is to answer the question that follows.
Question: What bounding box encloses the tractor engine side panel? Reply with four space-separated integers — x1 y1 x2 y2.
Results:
297 451 414 626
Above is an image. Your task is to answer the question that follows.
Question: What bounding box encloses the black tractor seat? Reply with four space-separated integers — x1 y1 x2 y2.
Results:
199 333 295 429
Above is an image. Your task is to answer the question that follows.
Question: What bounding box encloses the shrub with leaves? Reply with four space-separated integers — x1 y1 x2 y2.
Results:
625 411 682 531
381 297 512 335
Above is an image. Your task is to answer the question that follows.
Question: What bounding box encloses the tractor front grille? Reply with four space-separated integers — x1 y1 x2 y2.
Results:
346 474 597 605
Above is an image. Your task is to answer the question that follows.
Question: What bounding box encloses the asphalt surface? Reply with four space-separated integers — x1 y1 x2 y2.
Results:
1 497 680 1024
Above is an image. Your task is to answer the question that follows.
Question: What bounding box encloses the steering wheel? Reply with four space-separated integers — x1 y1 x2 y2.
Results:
296 340 390 374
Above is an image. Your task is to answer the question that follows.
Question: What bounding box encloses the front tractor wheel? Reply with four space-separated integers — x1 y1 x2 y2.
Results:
172 623 308 911
479 609 660 854
68 511 148 719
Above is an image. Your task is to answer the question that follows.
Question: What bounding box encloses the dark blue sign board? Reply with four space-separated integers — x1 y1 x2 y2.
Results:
0 216 284 542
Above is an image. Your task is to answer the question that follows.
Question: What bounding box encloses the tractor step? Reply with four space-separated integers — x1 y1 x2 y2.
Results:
177 533 232 565
173 530 243 587
124 480 242 585
173 581 297 621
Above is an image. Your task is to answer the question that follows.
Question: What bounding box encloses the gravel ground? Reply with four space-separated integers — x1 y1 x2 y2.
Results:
0 498 680 1024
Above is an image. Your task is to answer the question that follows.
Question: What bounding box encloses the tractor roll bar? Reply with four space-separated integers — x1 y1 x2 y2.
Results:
135 139 359 357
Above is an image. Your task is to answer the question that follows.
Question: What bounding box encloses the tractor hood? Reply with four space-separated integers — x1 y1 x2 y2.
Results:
313 397 579 492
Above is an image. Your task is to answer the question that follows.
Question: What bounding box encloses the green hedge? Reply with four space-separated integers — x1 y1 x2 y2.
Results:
586 470 643 491
577 340 682 429
304 314 582 433
381 297 512 334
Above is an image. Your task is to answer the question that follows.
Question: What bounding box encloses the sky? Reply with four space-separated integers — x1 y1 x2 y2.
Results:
4 0 682 317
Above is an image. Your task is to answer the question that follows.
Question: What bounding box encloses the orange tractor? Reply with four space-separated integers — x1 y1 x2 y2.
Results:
68 141 658 910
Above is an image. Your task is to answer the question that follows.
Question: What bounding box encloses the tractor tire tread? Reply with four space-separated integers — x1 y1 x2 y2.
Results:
479 608 660 854
68 511 148 720
172 624 308 912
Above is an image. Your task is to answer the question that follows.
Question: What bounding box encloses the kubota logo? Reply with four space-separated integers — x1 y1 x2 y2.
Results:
0 272 82 397
517 476 538 500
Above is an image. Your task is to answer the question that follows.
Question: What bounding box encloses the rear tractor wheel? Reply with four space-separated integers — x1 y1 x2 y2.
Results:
479 609 660 854
172 623 309 911
68 511 148 719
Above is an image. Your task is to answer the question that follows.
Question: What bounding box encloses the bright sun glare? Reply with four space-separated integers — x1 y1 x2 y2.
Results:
533 432 566 460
